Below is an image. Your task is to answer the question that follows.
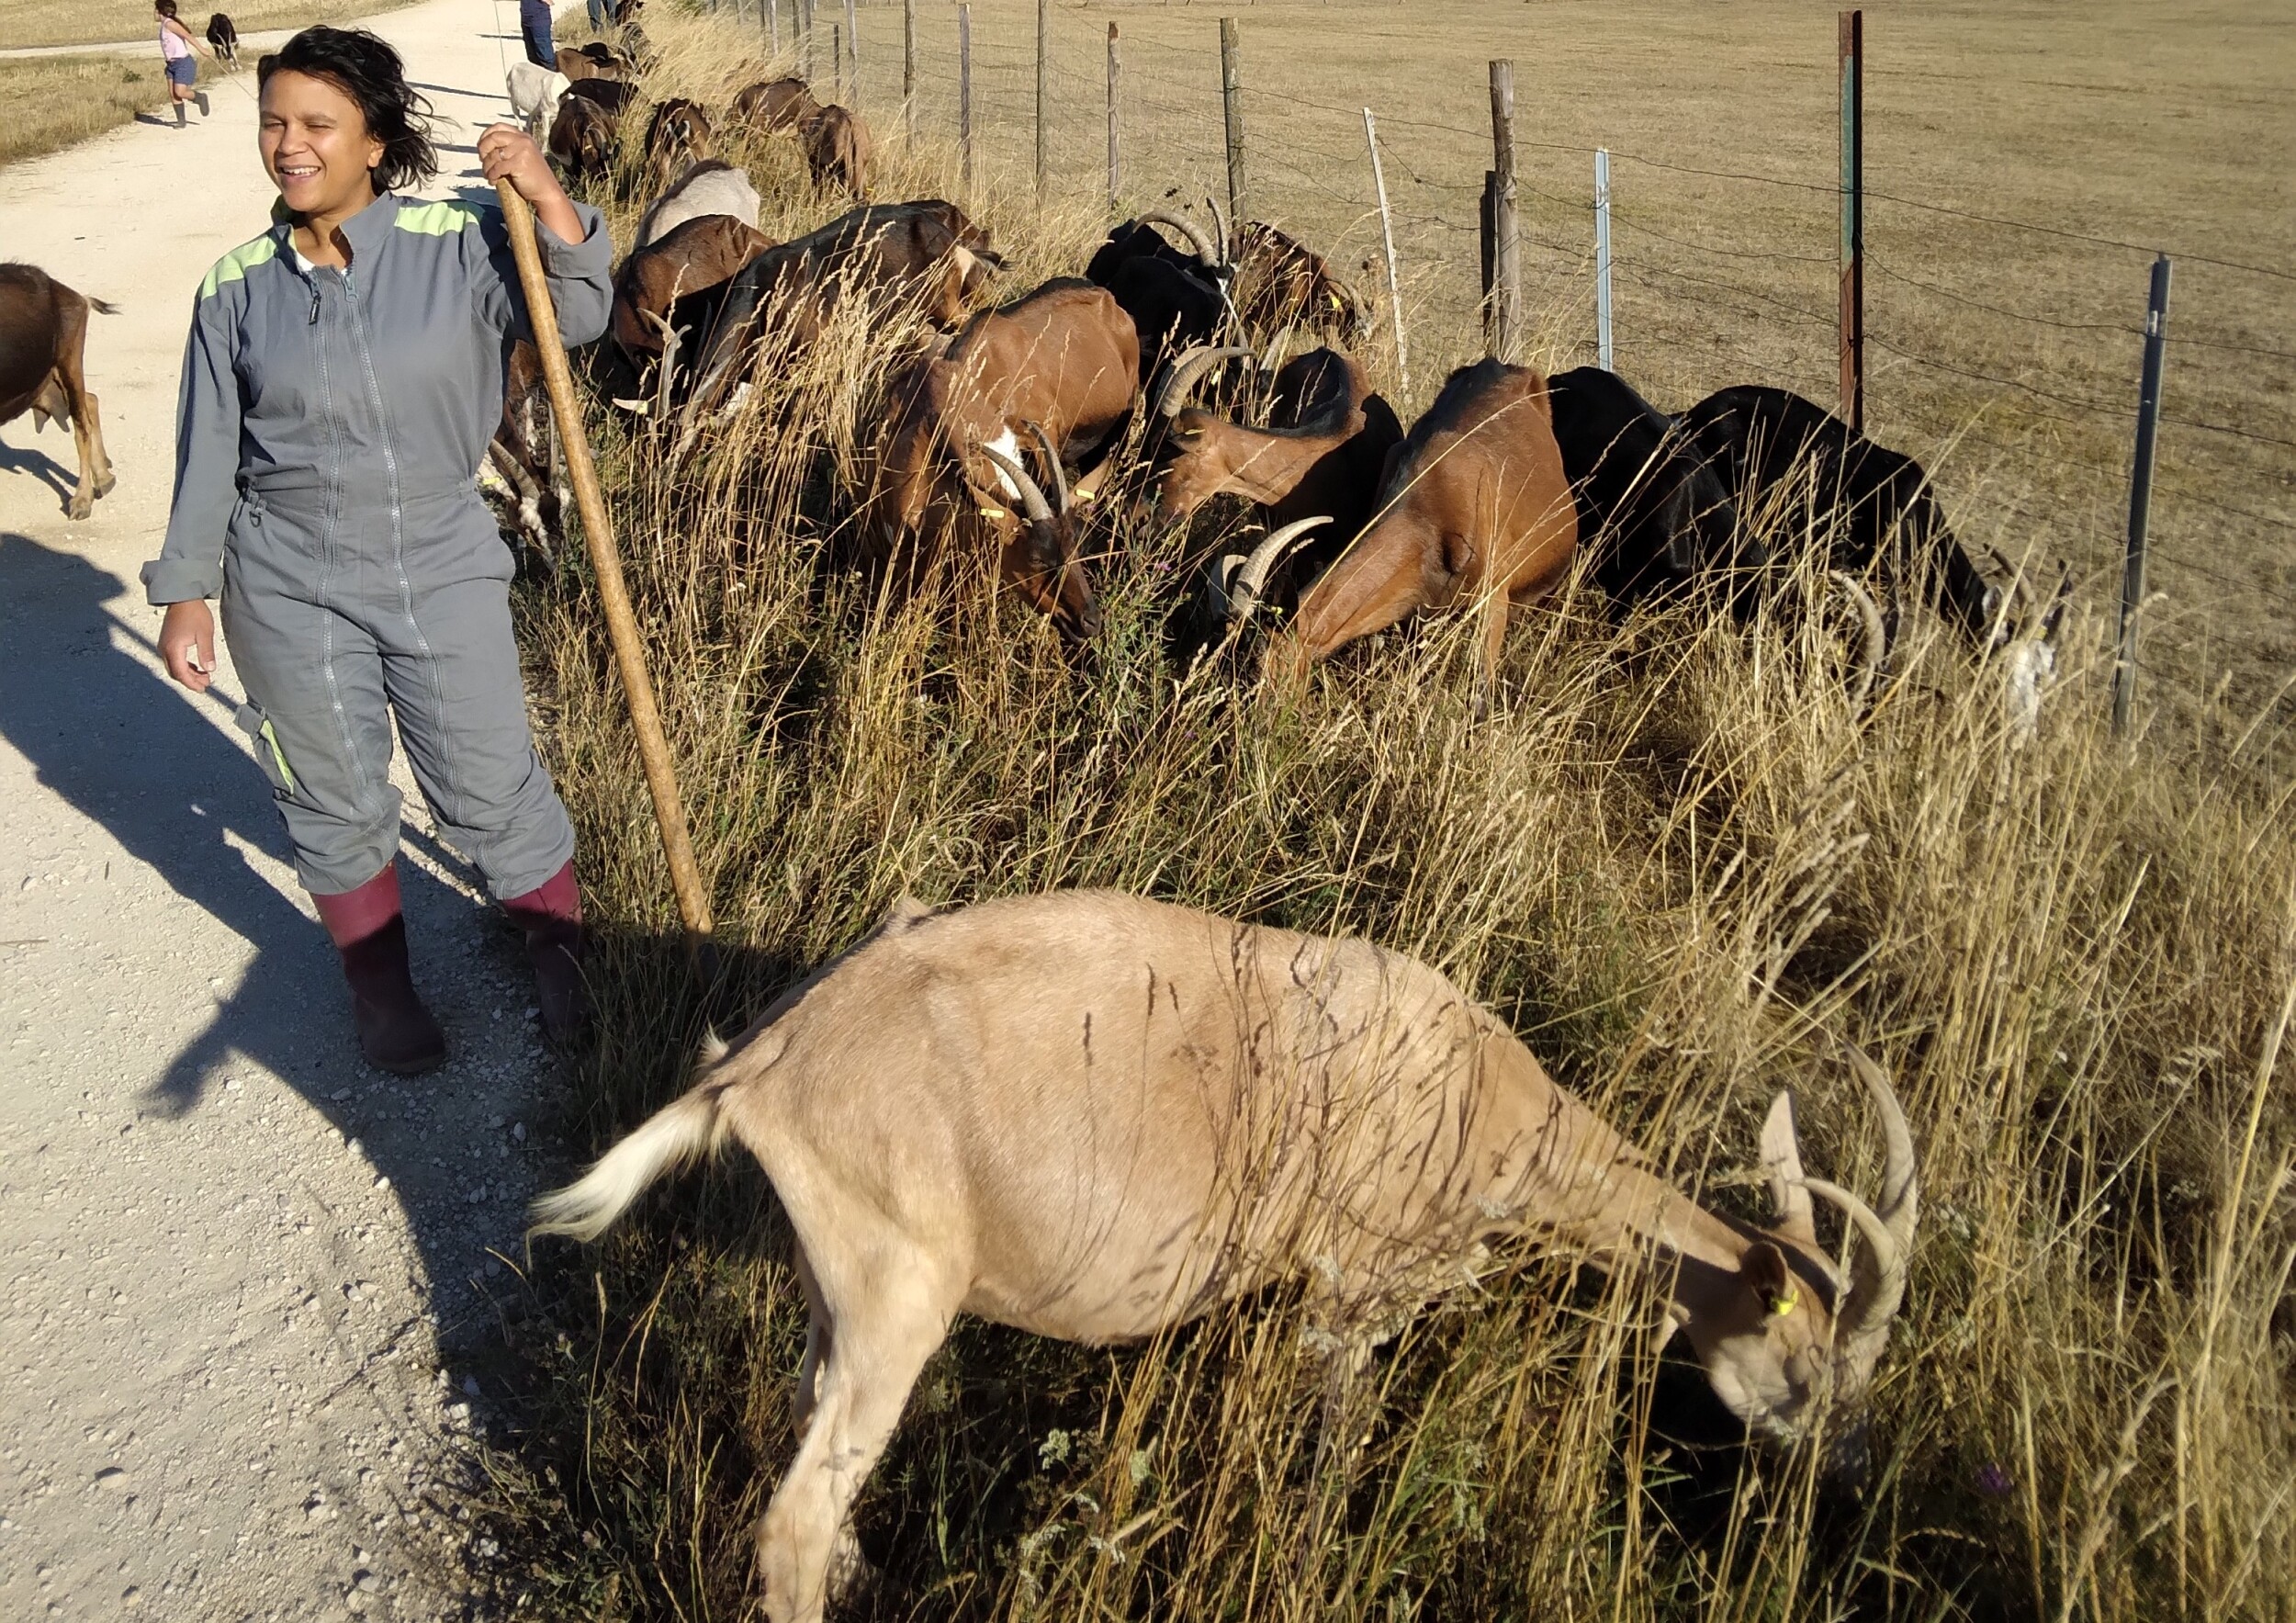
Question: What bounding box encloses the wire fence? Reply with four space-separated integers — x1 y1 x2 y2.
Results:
710 0 2295 748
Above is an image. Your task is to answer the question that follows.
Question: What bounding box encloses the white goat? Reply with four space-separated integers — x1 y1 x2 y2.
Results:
503 61 569 141
534 890 1918 1623
635 158 763 249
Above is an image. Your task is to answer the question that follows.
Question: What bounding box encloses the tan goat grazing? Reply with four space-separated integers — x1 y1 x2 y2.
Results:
533 890 1917 1623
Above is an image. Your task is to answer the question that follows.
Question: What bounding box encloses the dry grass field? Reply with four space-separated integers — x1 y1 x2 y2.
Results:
0 0 402 50
467 5 2296 1621
0 52 179 164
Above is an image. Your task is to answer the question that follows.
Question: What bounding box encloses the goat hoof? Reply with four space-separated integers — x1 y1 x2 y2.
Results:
66 496 93 521
95 472 118 500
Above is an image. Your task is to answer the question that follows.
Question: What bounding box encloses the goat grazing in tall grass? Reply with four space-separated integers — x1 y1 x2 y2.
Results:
534 890 1918 1623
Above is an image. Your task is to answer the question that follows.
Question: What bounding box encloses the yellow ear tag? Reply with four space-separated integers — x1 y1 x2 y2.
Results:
1075 488 1096 503
1766 1289 1799 1318
977 505 1007 519
1329 293 1343 310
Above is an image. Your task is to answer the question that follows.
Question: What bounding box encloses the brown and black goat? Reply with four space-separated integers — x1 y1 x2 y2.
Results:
1150 344 1405 618
1274 358 1577 686
861 279 1140 642
642 97 714 192
611 214 778 404
1231 220 1372 345
547 91 618 186
800 105 871 200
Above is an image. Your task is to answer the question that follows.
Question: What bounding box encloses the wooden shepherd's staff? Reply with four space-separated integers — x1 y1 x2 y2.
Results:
494 182 715 952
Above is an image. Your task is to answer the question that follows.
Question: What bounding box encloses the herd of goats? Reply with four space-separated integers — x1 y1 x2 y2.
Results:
497 14 2072 710
498 28 1969 1621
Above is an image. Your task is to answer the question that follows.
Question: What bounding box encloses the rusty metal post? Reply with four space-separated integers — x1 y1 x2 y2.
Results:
2113 254 2172 738
1839 8 1864 432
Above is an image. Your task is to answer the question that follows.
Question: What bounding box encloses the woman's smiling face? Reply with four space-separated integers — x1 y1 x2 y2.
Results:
259 68 385 219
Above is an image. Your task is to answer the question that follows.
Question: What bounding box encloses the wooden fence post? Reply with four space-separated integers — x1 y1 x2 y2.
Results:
1220 17 1246 227
903 0 916 141
1594 148 1614 370
1107 23 1121 212
844 0 859 89
1487 61 1518 362
2113 254 2172 738
1363 107 1409 398
765 0 777 55
802 0 814 81
1036 0 1049 195
959 2 974 194
1838 7 1864 432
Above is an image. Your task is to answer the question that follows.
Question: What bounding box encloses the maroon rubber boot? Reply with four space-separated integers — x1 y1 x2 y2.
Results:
310 862 447 1075
501 860 585 1043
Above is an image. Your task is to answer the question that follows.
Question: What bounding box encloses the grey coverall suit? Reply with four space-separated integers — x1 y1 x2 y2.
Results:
142 193 613 900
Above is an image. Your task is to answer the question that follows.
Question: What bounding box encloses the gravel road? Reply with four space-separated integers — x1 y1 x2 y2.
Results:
0 6 580 1616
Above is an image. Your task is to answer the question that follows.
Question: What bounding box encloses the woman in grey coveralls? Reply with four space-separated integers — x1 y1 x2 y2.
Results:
147 28 613 1075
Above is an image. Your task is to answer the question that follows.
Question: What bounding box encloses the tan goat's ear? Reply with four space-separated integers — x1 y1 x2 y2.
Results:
1740 1241 1801 1320
1760 1090 1819 1250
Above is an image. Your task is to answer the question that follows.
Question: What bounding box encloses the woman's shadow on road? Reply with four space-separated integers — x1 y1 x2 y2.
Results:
0 530 547 1348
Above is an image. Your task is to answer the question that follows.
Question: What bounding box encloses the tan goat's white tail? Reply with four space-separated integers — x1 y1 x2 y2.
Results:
528 1073 731 1243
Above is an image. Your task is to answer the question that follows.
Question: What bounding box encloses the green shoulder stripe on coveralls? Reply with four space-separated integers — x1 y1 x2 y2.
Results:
197 234 280 300
393 200 481 237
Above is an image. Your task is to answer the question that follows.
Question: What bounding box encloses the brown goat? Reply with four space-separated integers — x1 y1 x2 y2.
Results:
681 201 1005 422
612 213 777 376
1153 345 1403 542
642 96 714 191
0 265 118 521
732 75 822 132
800 104 871 199
1277 358 1578 684
862 278 1140 642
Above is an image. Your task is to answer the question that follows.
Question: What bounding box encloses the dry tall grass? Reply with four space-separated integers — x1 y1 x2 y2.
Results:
475 9 2296 1619
0 54 176 166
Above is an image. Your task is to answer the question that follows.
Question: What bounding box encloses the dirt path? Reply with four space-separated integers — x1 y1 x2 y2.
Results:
0 6 576 1617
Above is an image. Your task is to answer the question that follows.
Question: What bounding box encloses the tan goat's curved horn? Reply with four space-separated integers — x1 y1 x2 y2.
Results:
974 441 1052 524
1154 345 1255 418
1759 1090 1818 1251
1140 210 1220 269
1797 1175 1907 1375
1800 1044 1919 1381
1228 516 1328 622
1023 421 1071 514
1843 1043 1919 1247
1828 570 1886 713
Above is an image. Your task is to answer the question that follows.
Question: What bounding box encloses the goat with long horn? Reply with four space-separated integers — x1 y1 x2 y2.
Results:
534 890 1920 1623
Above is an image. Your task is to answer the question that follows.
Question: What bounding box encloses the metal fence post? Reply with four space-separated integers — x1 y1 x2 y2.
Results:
1838 7 1864 432
1107 23 1121 212
1364 107 1409 399
831 21 842 97
1487 61 1518 363
1220 17 1246 226
2113 254 2172 738
959 2 974 194
1594 147 1614 371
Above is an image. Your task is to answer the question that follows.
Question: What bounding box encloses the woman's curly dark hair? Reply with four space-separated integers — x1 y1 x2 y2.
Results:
257 27 437 194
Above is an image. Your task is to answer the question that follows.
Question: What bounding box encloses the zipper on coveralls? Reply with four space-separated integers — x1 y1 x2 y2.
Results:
343 262 459 792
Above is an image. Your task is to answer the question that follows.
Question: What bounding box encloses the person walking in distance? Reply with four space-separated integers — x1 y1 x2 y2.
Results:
519 0 555 69
147 28 613 1074
586 0 620 36
155 0 210 126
